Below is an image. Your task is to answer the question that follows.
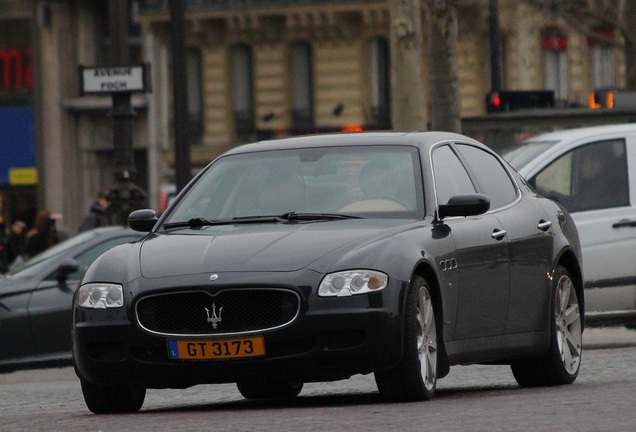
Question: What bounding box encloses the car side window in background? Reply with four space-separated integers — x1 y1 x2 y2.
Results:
63 236 140 281
532 139 629 212
432 145 476 205
456 144 518 209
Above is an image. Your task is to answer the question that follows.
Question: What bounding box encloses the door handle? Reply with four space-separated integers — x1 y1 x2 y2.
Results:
537 219 552 231
612 219 636 228
491 229 507 240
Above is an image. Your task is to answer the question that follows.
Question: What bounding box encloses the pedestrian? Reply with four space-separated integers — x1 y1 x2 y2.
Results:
79 188 113 232
0 192 9 273
5 220 27 266
24 210 61 259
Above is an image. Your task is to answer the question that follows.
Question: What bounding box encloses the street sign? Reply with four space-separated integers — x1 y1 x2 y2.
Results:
79 64 151 95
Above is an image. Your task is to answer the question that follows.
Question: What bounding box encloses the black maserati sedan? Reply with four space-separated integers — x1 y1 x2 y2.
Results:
73 131 584 413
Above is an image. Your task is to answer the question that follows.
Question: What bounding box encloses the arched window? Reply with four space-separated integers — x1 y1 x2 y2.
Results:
290 41 313 131
232 44 255 143
186 47 203 144
369 37 390 129
589 28 617 90
541 27 568 107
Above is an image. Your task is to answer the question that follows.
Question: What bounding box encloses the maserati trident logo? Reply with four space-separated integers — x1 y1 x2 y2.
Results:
205 303 223 328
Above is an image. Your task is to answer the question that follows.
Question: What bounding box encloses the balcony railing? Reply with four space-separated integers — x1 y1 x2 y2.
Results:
139 0 379 13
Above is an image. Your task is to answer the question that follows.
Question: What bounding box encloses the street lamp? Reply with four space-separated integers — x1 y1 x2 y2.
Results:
107 0 147 224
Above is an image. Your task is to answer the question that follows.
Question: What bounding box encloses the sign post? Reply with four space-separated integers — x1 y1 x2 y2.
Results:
78 0 151 226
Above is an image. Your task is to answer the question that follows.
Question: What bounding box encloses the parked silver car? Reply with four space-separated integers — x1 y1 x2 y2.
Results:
505 123 636 326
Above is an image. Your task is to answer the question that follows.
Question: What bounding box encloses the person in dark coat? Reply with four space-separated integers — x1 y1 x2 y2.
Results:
24 211 61 259
0 193 9 272
79 189 112 232
0 216 8 273
6 220 26 265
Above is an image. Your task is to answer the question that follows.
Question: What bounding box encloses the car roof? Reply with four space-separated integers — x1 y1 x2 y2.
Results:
221 131 483 156
527 123 636 143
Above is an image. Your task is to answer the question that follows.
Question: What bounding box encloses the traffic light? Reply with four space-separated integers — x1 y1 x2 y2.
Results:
486 90 555 112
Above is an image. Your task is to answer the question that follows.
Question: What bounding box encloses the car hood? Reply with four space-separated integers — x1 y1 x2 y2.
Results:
139 220 411 278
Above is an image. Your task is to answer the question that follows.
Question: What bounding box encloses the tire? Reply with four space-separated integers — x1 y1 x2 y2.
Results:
80 379 146 414
237 378 303 400
511 265 582 387
375 275 438 401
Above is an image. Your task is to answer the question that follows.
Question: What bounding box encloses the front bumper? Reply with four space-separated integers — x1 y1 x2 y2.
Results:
73 274 408 389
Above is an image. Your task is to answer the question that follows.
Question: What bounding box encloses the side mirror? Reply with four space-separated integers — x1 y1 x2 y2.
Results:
57 258 79 284
438 193 490 219
128 209 159 232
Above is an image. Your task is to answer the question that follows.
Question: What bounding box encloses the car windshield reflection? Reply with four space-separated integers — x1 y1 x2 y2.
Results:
6 230 98 279
503 140 556 170
164 145 425 224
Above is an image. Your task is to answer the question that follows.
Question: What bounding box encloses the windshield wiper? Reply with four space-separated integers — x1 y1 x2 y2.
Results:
162 213 360 230
280 212 362 221
162 217 217 229
163 216 285 229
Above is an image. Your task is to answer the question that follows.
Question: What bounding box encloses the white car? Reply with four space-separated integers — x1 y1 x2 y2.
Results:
505 123 636 327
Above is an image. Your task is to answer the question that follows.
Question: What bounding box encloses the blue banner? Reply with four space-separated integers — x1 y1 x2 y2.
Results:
0 106 35 185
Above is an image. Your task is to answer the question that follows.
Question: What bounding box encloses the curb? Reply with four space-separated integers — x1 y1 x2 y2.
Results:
582 326 636 350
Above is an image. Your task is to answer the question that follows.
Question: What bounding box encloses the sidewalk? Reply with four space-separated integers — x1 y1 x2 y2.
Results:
583 326 636 349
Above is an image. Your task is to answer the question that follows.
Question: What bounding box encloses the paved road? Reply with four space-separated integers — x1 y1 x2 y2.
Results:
2 326 635 432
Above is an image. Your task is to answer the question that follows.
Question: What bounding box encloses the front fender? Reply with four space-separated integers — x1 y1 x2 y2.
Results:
81 242 142 286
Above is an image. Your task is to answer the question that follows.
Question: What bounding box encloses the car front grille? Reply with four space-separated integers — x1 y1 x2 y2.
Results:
135 288 300 336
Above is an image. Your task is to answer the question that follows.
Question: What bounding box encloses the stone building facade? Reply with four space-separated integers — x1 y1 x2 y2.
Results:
0 0 626 231
138 0 626 176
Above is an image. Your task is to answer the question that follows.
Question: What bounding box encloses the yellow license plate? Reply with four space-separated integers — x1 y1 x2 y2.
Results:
168 336 266 360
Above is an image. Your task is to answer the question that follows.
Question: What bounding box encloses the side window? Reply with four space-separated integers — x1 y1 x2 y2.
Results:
432 145 476 205
532 139 629 212
456 144 518 209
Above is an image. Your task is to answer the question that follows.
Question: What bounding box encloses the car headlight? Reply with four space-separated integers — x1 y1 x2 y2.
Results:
76 283 124 309
318 270 388 297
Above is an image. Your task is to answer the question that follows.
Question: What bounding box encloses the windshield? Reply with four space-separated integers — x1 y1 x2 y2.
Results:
164 145 424 224
503 140 557 170
6 230 98 279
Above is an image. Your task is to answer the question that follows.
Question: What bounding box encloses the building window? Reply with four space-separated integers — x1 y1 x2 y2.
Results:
369 37 390 129
232 44 255 143
589 28 616 89
186 48 203 145
542 28 568 107
291 41 313 131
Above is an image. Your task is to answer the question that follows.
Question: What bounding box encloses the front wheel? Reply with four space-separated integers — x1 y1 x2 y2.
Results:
375 275 438 401
511 265 582 387
80 379 146 413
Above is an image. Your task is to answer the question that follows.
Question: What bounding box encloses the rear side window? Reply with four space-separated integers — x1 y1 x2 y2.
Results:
531 139 629 212
456 144 518 209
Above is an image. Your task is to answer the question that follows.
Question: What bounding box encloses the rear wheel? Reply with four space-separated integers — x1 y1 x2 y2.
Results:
511 265 582 387
375 275 437 401
80 379 146 413
237 378 303 400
